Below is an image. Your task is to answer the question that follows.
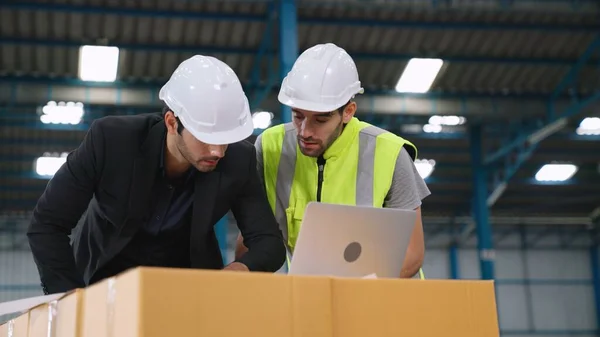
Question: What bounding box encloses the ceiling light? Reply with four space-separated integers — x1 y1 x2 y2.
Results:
395 58 443 94
35 152 69 177
40 101 85 125
78 45 120 82
428 115 466 126
534 164 578 182
576 117 600 135
415 159 436 179
252 111 273 129
422 124 442 133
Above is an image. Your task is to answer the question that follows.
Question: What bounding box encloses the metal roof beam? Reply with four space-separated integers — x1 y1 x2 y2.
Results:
3 117 599 142
485 35 600 165
0 38 258 56
0 73 565 99
4 2 599 33
1 2 267 22
301 17 600 33
0 38 579 65
5 139 599 160
484 35 600 206
5 76 592 111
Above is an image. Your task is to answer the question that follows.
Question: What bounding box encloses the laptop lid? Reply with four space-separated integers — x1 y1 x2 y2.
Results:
288 202 417 278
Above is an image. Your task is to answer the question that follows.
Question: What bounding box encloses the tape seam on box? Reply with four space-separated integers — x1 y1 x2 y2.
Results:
47 300 58 337
107 277 117 337
7 319 14 337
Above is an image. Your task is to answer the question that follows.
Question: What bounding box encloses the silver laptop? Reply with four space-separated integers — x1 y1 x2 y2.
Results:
287 202 417 279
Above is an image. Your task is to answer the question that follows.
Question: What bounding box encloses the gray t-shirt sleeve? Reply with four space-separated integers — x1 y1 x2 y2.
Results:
254 134 265 186
384 147 432 210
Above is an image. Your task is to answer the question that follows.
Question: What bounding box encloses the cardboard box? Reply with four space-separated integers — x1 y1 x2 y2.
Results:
27 290 85 337
83 267 499 337
0 290 84 337
82 268 332 337
54 290 86 337
332 277 499 337
0 312 30 337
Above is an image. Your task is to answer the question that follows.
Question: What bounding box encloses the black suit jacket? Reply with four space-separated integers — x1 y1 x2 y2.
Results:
27 113 286 294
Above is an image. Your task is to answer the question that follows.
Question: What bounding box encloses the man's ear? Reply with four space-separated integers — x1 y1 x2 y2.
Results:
342 102 357 123
164 110 178 134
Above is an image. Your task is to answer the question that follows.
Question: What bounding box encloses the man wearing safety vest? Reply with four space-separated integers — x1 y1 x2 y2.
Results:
237 43 431 278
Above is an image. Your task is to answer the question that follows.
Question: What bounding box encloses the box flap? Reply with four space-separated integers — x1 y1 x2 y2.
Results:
0 293 66 317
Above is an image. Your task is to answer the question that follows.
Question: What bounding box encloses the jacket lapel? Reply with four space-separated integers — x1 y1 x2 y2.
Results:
126 121 166 225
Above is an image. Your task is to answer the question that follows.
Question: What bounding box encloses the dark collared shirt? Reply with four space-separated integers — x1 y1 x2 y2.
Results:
143 143 196 235
95 137 197 280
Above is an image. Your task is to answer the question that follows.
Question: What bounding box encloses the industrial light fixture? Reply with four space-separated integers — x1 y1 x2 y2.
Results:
252 111 273 129
576 117 600 135
428 115 467 126
78 45 120 82
422 114 466 133
415 159 436 179
534 163 578 182
35 152 69 177
40 101 85 125
395 58 444 94
422 124 442 133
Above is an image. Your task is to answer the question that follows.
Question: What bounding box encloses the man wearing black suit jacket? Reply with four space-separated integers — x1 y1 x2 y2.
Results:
27 55 286 294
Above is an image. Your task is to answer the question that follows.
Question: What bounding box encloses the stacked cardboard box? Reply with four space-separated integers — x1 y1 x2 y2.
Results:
0 289 84 337
0 267 500 337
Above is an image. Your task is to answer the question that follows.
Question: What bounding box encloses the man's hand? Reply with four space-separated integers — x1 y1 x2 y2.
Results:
400 206 425 278
223 262 250 272
235 233 249 260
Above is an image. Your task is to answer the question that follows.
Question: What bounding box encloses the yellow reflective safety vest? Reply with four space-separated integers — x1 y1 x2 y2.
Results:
260 117 425 279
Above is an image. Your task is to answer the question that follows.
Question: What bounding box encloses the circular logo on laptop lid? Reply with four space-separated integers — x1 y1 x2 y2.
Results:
344 241 362 263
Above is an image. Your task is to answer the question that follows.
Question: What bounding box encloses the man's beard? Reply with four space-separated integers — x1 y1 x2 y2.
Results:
298 119 345 157
176 141 218 173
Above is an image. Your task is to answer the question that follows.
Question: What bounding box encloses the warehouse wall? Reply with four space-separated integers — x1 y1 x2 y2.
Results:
423 248 596 336
1 231 597 336
0 249 41 322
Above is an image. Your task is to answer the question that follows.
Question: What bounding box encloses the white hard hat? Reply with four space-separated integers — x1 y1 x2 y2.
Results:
159 55 253 145
278 43 364 113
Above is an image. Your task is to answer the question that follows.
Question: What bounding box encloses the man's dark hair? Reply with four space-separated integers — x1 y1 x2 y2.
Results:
337 100 352 115
162 105 185 134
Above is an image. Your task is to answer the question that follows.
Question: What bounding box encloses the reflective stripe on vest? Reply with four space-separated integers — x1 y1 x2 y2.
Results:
261 118 425 279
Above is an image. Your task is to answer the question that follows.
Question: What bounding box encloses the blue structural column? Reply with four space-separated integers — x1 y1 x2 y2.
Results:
449 243 460 279
469 124 495 280
278 0 298 123
590 244 600 332
215 216 229 265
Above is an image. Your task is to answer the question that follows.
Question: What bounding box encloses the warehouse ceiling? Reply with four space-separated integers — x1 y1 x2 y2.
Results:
0 0 599 222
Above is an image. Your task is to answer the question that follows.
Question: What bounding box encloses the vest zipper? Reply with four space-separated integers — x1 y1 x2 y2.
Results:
316 156 326 202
